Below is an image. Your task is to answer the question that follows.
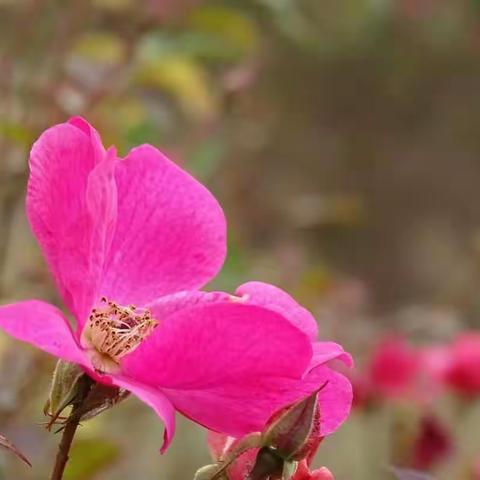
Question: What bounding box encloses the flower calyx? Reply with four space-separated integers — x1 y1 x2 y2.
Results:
44 360 130 430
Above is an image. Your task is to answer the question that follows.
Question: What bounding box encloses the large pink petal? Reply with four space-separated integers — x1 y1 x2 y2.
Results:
121 302 312 389
112 376 176 453
0 301 87 365
146 293 350 372
79 149 118 327
27 119 115 323
145 290 232 318
99 145 226 306
235 282 318 340
162 364 351 438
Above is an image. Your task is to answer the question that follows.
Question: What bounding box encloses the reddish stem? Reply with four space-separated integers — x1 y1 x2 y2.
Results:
49 376 93 480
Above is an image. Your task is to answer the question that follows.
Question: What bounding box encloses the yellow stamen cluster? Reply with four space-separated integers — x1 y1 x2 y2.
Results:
81 297 158 374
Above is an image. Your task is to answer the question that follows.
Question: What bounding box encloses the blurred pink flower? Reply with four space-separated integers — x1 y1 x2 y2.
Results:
441 332 480 397
472 455 480 480
348 371 375 409
369 335 420 399
0 118 352 452
348 335 444 408
347 334 423 408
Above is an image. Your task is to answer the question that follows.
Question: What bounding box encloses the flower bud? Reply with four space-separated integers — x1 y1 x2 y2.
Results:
262 390 320 461
44 360 84 428
44 360 130 428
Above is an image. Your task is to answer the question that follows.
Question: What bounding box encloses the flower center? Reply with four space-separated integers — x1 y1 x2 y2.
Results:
81 297 158 374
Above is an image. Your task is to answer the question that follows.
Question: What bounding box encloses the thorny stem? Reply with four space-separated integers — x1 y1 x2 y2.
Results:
50 376 94 480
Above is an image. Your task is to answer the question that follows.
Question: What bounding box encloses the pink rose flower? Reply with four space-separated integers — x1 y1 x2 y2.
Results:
0 118 352 451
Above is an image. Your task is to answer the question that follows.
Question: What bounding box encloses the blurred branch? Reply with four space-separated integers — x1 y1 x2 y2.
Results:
0 433 31 467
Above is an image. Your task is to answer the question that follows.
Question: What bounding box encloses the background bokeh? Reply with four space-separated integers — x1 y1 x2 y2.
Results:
2 0 480 478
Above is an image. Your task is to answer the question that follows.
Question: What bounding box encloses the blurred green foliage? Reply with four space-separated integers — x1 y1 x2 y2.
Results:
64 438 119 480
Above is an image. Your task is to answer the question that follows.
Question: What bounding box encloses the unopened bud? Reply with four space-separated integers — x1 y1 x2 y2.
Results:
262 390 320 461
44 360 129 429
44 360 84 428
